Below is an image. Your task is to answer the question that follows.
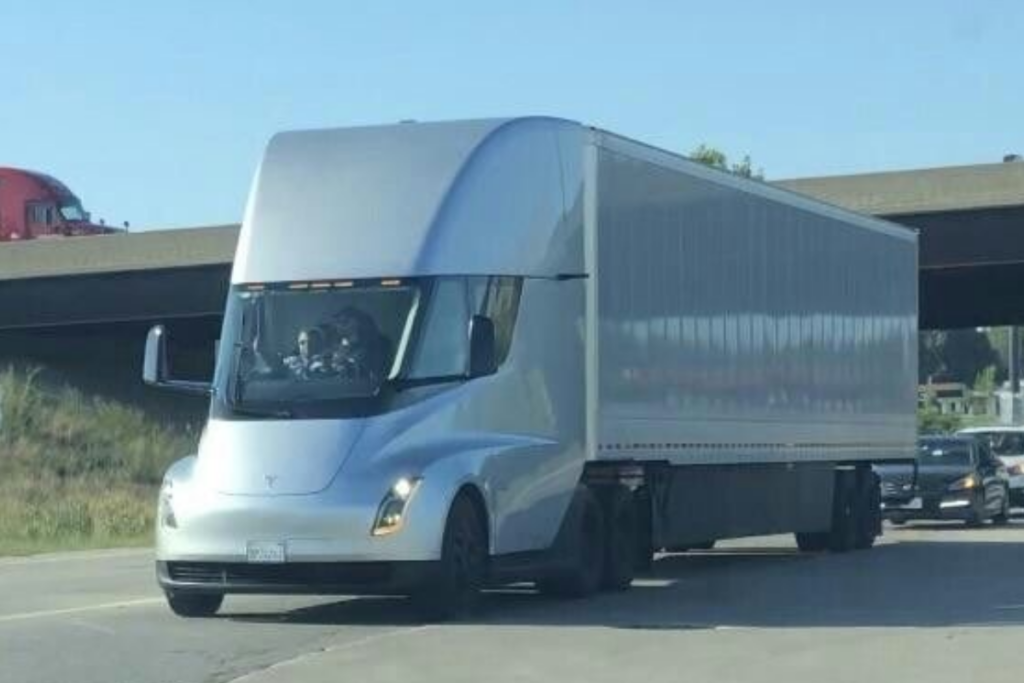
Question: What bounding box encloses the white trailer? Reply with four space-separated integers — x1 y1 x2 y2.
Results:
145 117 917 618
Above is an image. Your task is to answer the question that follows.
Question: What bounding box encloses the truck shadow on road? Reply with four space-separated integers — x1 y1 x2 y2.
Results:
227 533 1024 630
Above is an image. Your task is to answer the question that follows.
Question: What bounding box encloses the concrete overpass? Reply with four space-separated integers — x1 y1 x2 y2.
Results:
1 160 1022 418
779 160 1024 330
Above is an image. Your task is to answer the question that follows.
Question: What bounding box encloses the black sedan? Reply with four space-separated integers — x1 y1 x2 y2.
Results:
879 435 1010 526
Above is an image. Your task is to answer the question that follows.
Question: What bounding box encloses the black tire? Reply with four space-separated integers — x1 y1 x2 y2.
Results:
993 489 1010 526
411 492 488 621
166 591 223 618
889 516 907 526
598 486 636 591
795 531 829 552
537 486 605 599
965 493 986 527
854 469 881 550
828 470 858 552
632 487 655 574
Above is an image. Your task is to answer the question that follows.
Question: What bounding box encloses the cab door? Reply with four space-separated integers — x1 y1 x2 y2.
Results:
24 201 58 238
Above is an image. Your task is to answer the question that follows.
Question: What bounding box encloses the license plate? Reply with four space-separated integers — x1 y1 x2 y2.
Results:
246 541 286 564
904 497 923 510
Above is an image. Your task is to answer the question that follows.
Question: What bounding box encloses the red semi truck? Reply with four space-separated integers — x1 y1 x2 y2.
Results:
0 167 114 241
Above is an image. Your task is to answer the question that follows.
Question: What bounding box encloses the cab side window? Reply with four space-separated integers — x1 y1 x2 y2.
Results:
469 276 523 366
26 203 56 226
408 278 470 379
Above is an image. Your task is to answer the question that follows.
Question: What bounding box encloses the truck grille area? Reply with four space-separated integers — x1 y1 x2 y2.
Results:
165 562 394 587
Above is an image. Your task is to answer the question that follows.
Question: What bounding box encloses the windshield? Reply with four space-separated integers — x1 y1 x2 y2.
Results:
216 281 419 410
212 276 522 419
58 202 88 222
917 440 973 466
965 431 1024 457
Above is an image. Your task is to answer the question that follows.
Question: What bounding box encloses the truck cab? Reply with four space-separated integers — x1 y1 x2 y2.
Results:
0 167 112 240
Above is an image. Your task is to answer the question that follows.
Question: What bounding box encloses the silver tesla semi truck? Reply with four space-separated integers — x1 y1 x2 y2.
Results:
145 117 918 618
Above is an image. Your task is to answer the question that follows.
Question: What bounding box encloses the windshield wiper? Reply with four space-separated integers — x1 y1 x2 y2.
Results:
390 374 464 392
229 404 294 419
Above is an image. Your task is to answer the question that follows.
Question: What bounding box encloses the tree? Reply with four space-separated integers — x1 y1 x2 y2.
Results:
918 328 1003 385
690 144 763 179
974 365 997 394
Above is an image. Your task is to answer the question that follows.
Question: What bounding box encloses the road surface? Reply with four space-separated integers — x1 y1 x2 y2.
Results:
3 522 1024 683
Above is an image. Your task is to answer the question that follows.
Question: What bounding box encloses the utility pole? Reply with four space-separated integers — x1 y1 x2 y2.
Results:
1010 326 1021 424
1012 326 1021 395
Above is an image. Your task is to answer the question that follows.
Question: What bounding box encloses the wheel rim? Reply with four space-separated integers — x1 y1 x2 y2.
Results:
449 511 484 603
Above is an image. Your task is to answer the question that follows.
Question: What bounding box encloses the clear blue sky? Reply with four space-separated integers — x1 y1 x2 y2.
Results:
1 1 1021 229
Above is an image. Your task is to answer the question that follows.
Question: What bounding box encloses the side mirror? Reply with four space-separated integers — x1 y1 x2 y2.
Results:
468 315 498 378
143 324 214 396
143 325 169 386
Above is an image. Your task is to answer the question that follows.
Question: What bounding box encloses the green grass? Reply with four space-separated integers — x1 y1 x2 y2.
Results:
0 367 198 556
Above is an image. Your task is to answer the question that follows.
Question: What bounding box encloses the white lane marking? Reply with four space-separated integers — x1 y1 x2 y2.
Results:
229 625 433 682
67 618 118 636
0 548 151 567
0 597 162 624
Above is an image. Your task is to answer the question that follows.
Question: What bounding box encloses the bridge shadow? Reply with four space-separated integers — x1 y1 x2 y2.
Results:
225 531 1024 631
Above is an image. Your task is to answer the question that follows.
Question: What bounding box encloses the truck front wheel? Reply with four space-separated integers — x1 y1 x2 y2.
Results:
411 493 488 620
166 591 223 618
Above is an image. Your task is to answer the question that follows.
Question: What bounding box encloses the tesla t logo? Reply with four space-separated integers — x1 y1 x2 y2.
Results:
265 475 278 490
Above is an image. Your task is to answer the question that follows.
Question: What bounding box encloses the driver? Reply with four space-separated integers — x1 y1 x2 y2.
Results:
283 327 329 379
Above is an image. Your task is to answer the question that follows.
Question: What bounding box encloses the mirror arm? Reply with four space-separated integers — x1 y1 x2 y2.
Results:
155 379 215 396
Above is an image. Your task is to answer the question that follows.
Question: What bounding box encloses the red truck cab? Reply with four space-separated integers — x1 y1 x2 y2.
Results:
0 167 114 240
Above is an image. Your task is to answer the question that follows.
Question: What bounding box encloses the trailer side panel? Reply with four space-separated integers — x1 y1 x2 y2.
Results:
591 137 918 466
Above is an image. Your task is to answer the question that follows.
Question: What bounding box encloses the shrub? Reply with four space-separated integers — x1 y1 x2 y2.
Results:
0 366 197 553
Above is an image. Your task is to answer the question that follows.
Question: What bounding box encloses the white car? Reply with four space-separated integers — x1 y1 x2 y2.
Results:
958 427 1024 507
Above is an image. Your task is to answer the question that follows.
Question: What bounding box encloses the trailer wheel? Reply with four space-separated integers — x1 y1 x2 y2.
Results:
411 492 487 620
854 469 881 550
598 486 636 591
794 532 829 552
165 591 223 618
632 486 655 574
993 489 1011 526
828 470 858 553
537 485 605 598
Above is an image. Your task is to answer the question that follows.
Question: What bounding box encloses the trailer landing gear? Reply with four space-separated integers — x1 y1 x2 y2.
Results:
537 482 642 597
795 467 880 553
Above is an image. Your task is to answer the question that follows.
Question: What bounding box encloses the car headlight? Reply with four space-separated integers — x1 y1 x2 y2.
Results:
948 474 978 492
158 479 178 529
1008 464 1024 477
371 477 421 536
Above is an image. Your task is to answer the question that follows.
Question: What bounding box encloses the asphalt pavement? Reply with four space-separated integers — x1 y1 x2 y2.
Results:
4 521 1024 683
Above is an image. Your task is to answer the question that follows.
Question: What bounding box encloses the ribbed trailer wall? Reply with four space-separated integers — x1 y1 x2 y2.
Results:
589 132 918 466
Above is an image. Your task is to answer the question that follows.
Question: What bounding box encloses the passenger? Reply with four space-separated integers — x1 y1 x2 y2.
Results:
283 327 329 379
328 309 388 382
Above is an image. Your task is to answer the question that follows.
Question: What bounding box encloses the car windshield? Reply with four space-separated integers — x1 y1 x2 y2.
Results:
58 202 87 221
966 431 1024 457
216 281 419 408
917 440 973 466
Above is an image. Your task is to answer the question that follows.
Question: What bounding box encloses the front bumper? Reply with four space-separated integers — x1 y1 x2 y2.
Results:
156 478 449 565
882 494 978 520
156 560 440 596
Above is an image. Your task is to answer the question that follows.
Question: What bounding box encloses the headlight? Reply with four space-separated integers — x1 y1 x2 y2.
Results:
371 477 421 536
948 474 978 492
158 479 178 529
1009 464 1024 476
